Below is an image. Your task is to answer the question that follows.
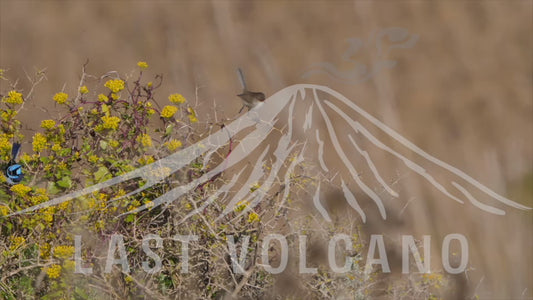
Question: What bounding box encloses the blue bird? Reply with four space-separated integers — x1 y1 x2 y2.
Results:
5 142 23 185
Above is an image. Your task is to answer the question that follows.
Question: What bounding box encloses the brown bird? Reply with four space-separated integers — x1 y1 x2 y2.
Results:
237 68 265 113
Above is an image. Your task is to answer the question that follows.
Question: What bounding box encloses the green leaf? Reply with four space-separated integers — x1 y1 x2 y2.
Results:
94 166 110 182
165 124 174 136
125 214 135 223
99 140 108 150
47 181 61 195
56 176 72 189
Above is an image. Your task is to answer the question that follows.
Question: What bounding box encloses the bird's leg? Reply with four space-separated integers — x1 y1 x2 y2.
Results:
239 105 245 114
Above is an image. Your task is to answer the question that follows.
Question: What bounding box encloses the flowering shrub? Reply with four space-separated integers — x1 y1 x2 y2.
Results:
0 63 203 298
0 64 449 299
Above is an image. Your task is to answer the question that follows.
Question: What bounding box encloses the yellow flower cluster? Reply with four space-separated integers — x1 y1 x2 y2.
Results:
0 135 10 154
1 109 17 121
108 139 120 148
40 243 51 258
168 93 186 104
164 139 182 151
32 133 48 152
53 92 69 104
161 105 178 118
188 107 198 123
53 245 75 259
40 119 56 129
98 94 109 102
79 85 89 94
0 205 9 216
2 90 23 104
138 155 155 165
137 133 152 147
30 189 49 205
250 182 261 192
248 211 260 223
88 154 99 163
100 115 121 130
41 207 55 223
234 200 249 213
51 143 62 152
11 184 32 197
137 61 149 69
46 264 62 279
104 79 125 93
9 236 26 250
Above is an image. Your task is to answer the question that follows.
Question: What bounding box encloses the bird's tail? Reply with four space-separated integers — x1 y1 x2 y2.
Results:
11 142 21 161
237 68 247 90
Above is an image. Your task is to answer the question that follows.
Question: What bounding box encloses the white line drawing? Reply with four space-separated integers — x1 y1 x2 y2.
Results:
9 84 531 221
301 27 419 83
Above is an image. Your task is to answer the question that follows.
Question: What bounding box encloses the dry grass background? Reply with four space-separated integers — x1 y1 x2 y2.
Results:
1 1 531 299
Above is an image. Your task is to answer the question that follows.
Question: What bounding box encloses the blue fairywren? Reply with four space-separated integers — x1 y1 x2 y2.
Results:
5 142 23 185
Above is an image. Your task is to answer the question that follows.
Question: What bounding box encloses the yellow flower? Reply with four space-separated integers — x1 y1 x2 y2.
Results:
40 243 51 258
42 207 55 223
104 79 125 93
234 201 249 213
98 94 109 102
248 211 260 223
137 133 152 147
0 174 6 184
109 139 120 148
9 236 26 250
53 92 69 104
100 115 121 130
30 193 49 205
1 109 17 121
137 61 149 69
0 205 9 216
138 155 154 165
0 135 11 153
45 264 62 279
79 85 89 94
32 133 48 152
164 139 182 151
2 90 23 104
250 182 261 192
19 153 32 163
88 154 99 163
51 143 62 152
187 107 198 123
53 245 75 259
111 93 120 100
168 93 186 104
147 82 153 88
145 201 154 209
40 119 56 129
58 124 66 135
160 105 178 118
11 184 32 197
